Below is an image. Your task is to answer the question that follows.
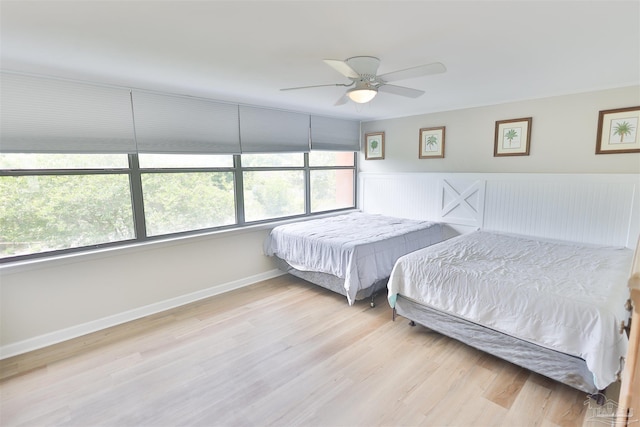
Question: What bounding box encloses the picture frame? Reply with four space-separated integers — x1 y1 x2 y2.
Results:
494 117 532 157
365 132 385 160
595 106 640 154
419 126 445 158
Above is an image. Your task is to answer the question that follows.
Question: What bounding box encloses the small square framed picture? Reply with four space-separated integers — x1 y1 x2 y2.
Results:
419 126 445 158
494 117 532 157
365 132 385 160
596 106 640 154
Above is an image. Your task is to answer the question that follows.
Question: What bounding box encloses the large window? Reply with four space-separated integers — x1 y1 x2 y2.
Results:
0 154 135 258
0 72 359 262
242 153 305 222
0 151 356 262
138 154 236 236
309 151 355 213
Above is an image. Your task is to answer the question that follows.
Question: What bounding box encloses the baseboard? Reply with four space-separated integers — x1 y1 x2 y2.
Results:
0 269 285 360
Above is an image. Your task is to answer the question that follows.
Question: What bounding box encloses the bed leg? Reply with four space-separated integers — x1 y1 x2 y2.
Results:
409 320 416 327
370 293 376 308
587 391 607 406
392 308 396 321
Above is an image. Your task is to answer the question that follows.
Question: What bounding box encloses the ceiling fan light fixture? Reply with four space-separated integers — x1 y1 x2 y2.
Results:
346 87 377 103
281 56 445 106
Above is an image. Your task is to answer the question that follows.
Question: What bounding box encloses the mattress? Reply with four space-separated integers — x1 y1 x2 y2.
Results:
387 231 634 390
264 212 446 304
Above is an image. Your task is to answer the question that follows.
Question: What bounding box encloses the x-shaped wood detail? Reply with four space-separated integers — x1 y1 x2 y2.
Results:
440 180 480 218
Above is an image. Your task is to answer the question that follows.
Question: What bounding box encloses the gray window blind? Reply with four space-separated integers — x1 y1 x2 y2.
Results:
132 91 241 154
0 72 136 153
239 106 310 153
310 116 360 151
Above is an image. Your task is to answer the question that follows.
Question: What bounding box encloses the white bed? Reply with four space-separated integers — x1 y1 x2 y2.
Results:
387 231 635 393
264 212 448 305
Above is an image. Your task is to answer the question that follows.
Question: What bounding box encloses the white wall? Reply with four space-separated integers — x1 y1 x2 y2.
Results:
360 86 640 174
0 227 279 356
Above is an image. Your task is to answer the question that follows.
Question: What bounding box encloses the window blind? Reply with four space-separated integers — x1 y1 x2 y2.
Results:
0 72 136 153
310 115 360 151
132 91 241 154
239 106 310 153
0 72 359 156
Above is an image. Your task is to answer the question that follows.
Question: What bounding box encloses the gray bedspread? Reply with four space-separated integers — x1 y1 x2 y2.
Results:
264 212 446 304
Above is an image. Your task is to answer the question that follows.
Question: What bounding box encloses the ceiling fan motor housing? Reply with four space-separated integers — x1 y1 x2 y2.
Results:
345 56 380 81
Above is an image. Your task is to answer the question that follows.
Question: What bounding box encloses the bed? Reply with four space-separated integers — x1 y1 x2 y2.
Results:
264 212 448 305
387 230 635 394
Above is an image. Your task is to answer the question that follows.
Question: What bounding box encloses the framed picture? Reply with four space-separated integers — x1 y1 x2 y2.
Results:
596 106 640 154
419 126 445 158
494 117 532 157
365 132 385 160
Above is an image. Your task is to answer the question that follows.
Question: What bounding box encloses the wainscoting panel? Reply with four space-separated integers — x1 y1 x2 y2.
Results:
483 177 636 246
359 173 440 220
359 173 639 248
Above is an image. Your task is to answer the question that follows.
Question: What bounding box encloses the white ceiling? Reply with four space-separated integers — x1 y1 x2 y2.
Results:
1 0 639 121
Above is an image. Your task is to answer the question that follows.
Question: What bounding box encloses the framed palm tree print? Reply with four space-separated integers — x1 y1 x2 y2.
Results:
596 106 640 154
419 126 445 158
494 117 532 157
365 132 385 160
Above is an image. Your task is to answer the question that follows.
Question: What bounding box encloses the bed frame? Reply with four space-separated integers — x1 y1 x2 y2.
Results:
392 295 602 395
275 257 387 307
362 173 639 398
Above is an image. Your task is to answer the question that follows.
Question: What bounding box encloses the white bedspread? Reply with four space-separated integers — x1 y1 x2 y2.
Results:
387 231 634 390
264 212 445 304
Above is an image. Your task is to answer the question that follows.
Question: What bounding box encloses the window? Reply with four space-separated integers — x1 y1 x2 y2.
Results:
310 169 355 213
0 154 135 258
309 151 355 213
0 151 356 262
241 153 306 222
138 154 236 236
138 153 233 169
0 71 359 262
243 170 305 222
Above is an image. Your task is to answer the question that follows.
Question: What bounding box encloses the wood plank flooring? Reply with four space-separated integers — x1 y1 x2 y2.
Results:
0 275 617 426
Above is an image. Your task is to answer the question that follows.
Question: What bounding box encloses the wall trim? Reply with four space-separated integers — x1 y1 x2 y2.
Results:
0 269 285 360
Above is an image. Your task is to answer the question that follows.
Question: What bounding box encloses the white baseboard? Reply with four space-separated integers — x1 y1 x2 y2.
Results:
0 269 285 360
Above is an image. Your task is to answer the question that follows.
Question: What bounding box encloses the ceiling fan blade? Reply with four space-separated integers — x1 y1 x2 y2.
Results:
280 83 350 91
323 59 360 79
378 84 425 98
378 62 446 83
334 95 349 106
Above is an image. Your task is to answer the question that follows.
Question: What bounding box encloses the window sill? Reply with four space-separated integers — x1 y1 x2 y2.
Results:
0 209 358 275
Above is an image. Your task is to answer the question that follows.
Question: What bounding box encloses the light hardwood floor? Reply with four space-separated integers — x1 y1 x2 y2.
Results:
0 275 615 426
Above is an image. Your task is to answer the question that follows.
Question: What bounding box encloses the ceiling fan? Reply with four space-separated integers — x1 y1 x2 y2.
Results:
281 56 446 105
